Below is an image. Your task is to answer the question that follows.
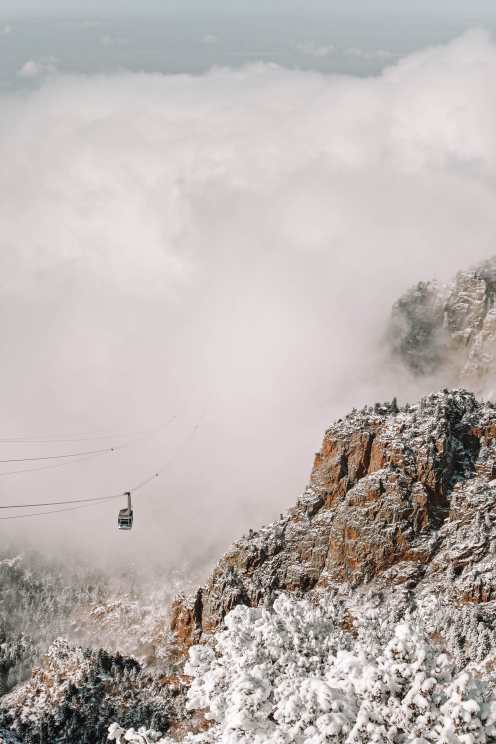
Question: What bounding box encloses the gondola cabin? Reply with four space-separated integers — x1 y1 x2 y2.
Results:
118 491 133 530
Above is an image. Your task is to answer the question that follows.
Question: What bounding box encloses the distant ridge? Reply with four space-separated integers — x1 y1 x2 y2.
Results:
390 256 496 392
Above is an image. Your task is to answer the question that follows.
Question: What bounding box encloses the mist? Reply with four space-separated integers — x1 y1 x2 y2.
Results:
1 29 496 580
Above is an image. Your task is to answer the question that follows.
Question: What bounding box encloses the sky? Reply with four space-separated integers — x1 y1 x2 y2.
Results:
2 4 495 86
2 0 496 16
0 6 496 579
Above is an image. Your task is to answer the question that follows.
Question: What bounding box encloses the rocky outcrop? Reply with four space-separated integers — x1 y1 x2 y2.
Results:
171 390 496 651
390 256 496 389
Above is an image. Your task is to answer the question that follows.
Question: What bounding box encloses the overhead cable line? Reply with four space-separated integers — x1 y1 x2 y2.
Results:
0 434 122 444
0 471 160 512
0 500 119 521
0 418 203 520
0 492 124 510
0 417 177 469
0 451 113 479
0 445 117 464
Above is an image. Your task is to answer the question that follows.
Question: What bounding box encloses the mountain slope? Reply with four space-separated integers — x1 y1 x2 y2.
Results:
171 390 496 651
0 640 178 744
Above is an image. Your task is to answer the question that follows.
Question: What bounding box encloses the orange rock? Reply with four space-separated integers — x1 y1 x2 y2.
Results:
171 390 496 656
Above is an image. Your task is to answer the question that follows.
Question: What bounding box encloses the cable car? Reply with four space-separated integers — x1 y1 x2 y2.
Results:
118 491 133 530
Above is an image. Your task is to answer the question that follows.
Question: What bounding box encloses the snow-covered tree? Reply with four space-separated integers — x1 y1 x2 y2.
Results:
108 723 172 743
111 594 496 744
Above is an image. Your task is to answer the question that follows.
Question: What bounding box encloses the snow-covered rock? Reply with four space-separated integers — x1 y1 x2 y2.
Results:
171 390 496 654
0 639 177 743
0 549 184 701
390 256 496 392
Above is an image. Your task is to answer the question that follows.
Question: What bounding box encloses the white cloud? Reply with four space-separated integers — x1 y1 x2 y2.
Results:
1 24 12 35
17 56 58 78
17 60 41 78
1 29 496 570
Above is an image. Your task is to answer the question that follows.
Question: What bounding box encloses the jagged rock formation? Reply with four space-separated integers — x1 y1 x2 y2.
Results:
171 390 496 651
390 256 496 389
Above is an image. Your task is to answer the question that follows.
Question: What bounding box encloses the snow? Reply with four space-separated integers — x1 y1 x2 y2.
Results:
391 256 496 394
112 593 496 743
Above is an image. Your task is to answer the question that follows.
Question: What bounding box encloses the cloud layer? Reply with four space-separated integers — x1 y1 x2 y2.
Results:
1 29 495 574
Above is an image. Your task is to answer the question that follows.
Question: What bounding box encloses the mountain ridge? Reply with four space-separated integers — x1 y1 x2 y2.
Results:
390 256 496 392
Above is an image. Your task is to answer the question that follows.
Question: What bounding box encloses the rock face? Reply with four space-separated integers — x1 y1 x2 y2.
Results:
171 390 496 651
390 256 496 389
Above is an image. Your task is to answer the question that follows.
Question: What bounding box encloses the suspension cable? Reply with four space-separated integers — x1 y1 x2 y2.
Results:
0 419 202 519
0 471 159 513
0 500 119 521
0 450 113 479
0 417 176 471
0 446 118 464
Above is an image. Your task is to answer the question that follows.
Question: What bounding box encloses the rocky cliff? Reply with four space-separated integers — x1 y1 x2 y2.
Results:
168 257 496 654
171 389 496 652
390 256 496 390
